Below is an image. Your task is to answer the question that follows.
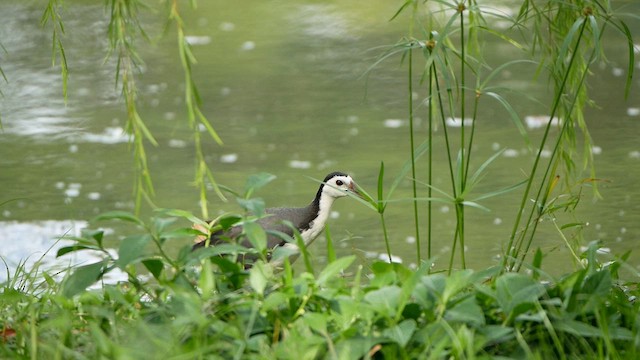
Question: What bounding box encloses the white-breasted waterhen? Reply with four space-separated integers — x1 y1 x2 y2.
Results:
192 171 360 264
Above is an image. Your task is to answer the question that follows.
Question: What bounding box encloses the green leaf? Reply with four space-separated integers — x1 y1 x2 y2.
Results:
218 215 242 230
83 229 105 248
249 261 272 295
389 0 413 21
618 20 635 99
56 245 100 258
243 221 267 252
495 273 545 319
479 325 514 346
62 261 105 297
237 198 266 217
396 261 431 320
116 235 151 269
155 208 209 227
302 313 328 334
93 211 144 226
333 337 378 360
442 269 475 304
377 161 385 212
382 319 416 347
364 285 402 318
262 291 289 312
142 259 164 279
444 296 485 327
485 91 530 146
316 256 355 287
244 173 276 198
553 319 603 338
325 224 336 263
161 227 205 240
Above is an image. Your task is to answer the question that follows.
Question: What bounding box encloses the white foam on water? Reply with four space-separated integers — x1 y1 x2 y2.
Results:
0 220 126 285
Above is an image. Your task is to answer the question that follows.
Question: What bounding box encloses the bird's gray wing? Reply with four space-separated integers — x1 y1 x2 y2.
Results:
261 205 317 247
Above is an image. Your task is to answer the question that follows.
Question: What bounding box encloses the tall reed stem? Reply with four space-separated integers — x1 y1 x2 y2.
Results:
407 48 421 264
504 18 589 271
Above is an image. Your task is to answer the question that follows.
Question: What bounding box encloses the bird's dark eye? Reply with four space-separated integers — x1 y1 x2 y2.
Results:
336 180 344 186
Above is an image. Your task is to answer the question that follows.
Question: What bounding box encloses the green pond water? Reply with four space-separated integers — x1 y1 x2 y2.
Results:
1 0 640 279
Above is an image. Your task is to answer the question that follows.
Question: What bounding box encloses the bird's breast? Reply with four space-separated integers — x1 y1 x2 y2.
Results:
299 218 325 246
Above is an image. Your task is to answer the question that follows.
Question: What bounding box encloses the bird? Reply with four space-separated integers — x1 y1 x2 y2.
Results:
192 171 360 266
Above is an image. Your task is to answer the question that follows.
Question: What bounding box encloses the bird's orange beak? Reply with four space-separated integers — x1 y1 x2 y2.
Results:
348 181 362 197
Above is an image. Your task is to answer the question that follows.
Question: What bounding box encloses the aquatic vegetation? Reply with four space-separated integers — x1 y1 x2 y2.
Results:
1 213 638 358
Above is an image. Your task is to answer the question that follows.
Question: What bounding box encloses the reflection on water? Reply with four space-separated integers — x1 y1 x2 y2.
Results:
1 1 640 277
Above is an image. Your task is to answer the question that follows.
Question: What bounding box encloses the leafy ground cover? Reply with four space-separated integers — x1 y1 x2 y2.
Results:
1 208 638 359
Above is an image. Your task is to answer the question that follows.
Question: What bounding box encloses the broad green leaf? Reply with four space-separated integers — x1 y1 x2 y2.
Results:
553 319 603 338
316 256 355 287
302 313 328 334
116 235 151 269
580 269 612 311
364 285 402 318
396 260 431 320
237 198 266 217
382 319 416 347
415 273 446 307
442 269 475 304
243 221 267 252
444 296 485 327
262 291 289 312
62 261 104 297
495 273 545 318
142 259 164 279
479 325 514 346
334 337 378 360
244 172 276 198
218 215 242 230
249 261 272 296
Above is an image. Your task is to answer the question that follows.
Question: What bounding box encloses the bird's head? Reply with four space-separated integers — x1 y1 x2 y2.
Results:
321 172 359 199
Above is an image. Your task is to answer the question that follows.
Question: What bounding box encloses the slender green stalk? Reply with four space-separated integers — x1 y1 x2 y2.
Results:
458 2 467 186
407 47 421 264
427 42 435 261
376 162 392 263
456 1 467 270
504 18 589 271
432 58 460 272
515 23 598 271
380 213 392 263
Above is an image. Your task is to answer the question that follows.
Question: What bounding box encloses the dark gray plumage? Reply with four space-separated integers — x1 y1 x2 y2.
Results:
193 172 359 262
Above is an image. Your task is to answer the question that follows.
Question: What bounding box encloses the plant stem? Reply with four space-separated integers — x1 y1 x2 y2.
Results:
407 46 421 264
380 212 392 263
504 18 589 271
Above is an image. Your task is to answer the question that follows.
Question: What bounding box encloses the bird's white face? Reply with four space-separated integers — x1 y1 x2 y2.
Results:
323 174 357 199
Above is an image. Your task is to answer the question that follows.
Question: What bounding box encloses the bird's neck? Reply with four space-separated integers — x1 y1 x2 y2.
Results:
302 192 335 245
314 192 335 226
